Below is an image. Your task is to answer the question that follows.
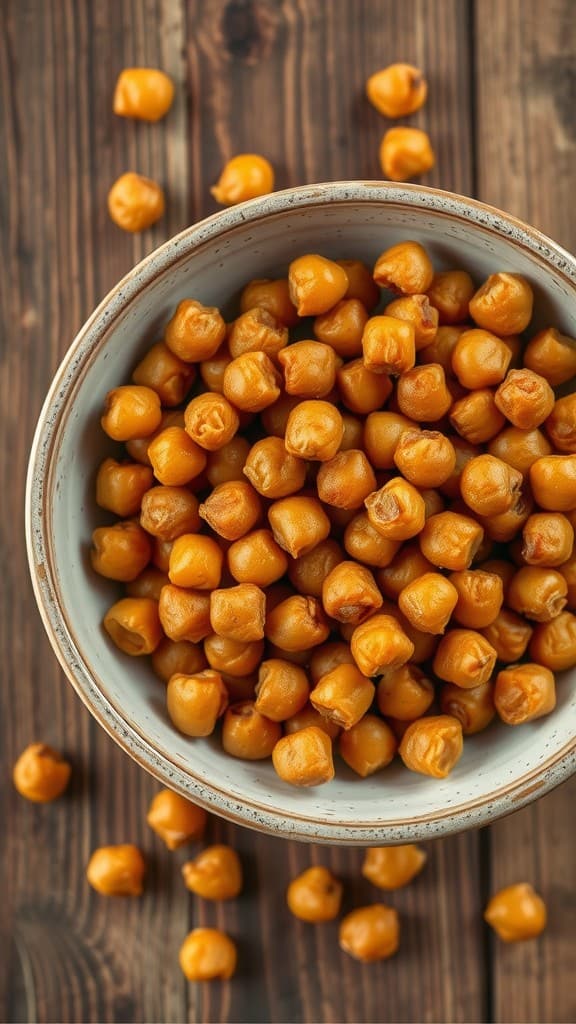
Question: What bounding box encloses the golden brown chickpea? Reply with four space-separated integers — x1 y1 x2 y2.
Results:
377 543 432 600
204 633 264 677
433 629 497 688
366 62 427 117
288 254 349 316
448 570 504 629
169 534 223 589
339 714 397 776
167 670 228 737
365 477 426 541
159 585 211 644
481 608 533 663
339 412 365 451
228 307 288 361
132 342 196 407
183 393 239 452
362 315 416 375
313 299 368 358
484 883 547 942
559 551 576 608
420 488 446 520
209 584 266 642
206 436 251 487
199 481 262 541
344 512 400 569
309 642 355 685
377 665 435 721
529 611 576 671
419 511 484 571
152 537 174 572
268 495 331 557
221 673 258 703
523 327 576 386
164 299 226 362
104 597 162 655
285 400 344 461
460 454 523 518
419 325 466 375
310 663 375 730
126 409 185 466
449 390 506 445
126 567 169 601
394 430 456 488
179 928 237 981
288 538 343 598
222 350 281 413
182 845 242 900
379 127 435 182
86 845 145 896
339 904 400 962
101 385 162 441
113 67 174 121
479 558 516 596
363 411 416 469
426 270 474 324
396 363 453 422
91 521 151 582
227 529 288 587
521 513 574 567
494 663 556 725
254 659 309 721
107 172 165 232
96 459 154 518
399 572 459 634
199 343 233 394
336 259 381 310
222 701 282 759
239 277 299 327
322 560 383 624
286 866 343 922
325 505 358 536
452 329 512 389
545 393 576 454
211 153 274 205
283 704 341 740
317 450 377 510
373 241 434 295
278 340 339 398
272 725 335 786
243 437 306 500
438 436 479 500
362 845 427 890
495 369 555 430
13 743 71 803
148 427 207 486
530 455 576 511
146 789 207 849
351 613 414 676
260 393 301 438
488 426 552 477
265 595 330 652
440 680 495 735
385 293 438 349
507 566 567 622
336 358 393 415
140 486 200 541
399 714 464 778
469 272 534 336
151 637 207 682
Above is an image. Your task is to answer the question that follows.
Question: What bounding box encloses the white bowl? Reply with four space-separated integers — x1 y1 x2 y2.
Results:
26 182 576 844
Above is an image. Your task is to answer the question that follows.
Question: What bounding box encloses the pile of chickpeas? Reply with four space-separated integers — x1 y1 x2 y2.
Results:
90 241 576 791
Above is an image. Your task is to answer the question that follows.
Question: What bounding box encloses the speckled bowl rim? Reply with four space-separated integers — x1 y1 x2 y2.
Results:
26 181 576 844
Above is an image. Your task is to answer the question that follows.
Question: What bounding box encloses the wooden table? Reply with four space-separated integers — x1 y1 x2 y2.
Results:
1 2 575 1021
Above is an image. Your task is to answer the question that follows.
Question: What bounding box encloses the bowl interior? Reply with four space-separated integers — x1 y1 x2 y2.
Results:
32 185 576 842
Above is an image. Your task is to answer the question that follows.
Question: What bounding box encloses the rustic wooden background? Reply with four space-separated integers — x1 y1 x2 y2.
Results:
1 1 575 1021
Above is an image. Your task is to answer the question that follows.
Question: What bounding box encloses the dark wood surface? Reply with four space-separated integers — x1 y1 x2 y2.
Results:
1 1 575 1022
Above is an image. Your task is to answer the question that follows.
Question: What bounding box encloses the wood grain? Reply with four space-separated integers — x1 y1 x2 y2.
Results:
0 0 574 1021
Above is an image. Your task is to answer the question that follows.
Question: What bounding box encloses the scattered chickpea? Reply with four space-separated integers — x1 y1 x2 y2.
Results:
182 844 242 900
362 845 427 890
366 62 427 117
108 172 165 232
286 866 343 922
379 127 435 182
339 905 400 962
146 789 207 849
179 928 237 981
484 884 547 942
13 743 71 803
113 67 174 121
211 154 274 205
86 845 145 896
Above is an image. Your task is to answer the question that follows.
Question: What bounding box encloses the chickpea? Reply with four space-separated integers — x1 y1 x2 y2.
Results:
285 400 344 461
394 430 456 488
529 611 576 671
261 392 302 438
448 569 504 630
182 845 242 900
479 558 516 597
530 455 576 511
460 454 523 519
204 633 263 677
95 459 153 519
440 680 495 735
107 172 165 232
272 725 335 786
310 663 375 730
126 568 168 602
126 408 185 466
243 437 306 499
91 521 151 582
366 62 427 117
164 299 226 363
199 481 262 542
101 385 161 441
337 413 363 452
419 511 484 571
278 340 339 398
379 668 434 725
209 584 266 642
361 315 416 375
288 539 343 598
363 411 416 469
439 436 479 500
433 629 497 688
339 904 399 962
398 572 459 634
284 704 341 740
351 613 414 676
419 325 466 375
265 595 330 652
159 585 211 643
336 358 393 415
365 477 426 541
481 608 533 663
221 701 281 759
140 487 200 544
559 551 576 608
308 643 353 686
339 714 397 776
399 714 463 778
153 537 175 572
227 529 288 587
379 127 435 182
521 513 574 567
362 845 427 890
113 67 174 121
13 743 71 803
507 566 567 622
268 495 330 557
313 299 368 358
420 489 445 520
228 306 288 361
378 543 433 600
398 363 453 422
317 450 377 510
223 350 281 413
452 329 512 389
484 883 547 943
449 390 506 445
344 512 400 569
146 789 207 849
206 436 251 487
169 534 223 589
239 277 299 327
546 393 576 454
335 258 380 310
288 254 348 316
104 597 162 656
373 241 434 295
151 637 207 682
147 427 207 487
198 344 232 395
469 272 534 336
183 394 239 453
426 270 474 325
494 369 555 431
325 505 358 536
222 673 258 703
523 327 576 386
86 844 145 897
254 659 309 721
167 670 228 737
132 342 195 407
286 866 343 922
179 928 237 981
385 294 438 349
211 153 274 205
322 560 382 625
494 663 556 725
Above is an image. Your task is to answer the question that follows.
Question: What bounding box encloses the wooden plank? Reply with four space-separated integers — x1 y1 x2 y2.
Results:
475 2 576 1022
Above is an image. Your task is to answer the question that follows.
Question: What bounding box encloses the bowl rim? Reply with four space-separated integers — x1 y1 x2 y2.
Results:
26 180 576 844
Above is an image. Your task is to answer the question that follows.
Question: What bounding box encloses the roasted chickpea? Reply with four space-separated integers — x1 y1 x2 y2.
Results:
152 537 175 572
199 344 233 394
321 560 382 624
148 427 207 486
377 666 434 722
313 299 368 358
377 543 433 599
284 704 341 740
206 436 251 487
362 845 427 890
308 643 354 685
272 725 335 786
366 62 427 117
13 743 71 803
209 584 266 642
343 512 400 569
199 481 261 541
126 409 185 466
278 340 339 398
227 529 288 587
373 241 434 295
211 153 274 205
385 294 438 349
223 350 281 413
286 866 343 922
419 325 466 375
146 789 207 849
227 307 288 361
379 127 435 182
426 270 474 325
507 566 567 622
351 613 414 676
449 390 506 445
127 567 169 601
132 342 195 407
169 534 223 589
101 385 161 441
204 633 264 677
317 450 377 510
523 327 576 386
447 569 504 629
494 369 555 430
243 437 306 499
265 595 330 652
452 329 512 389
559 551 576 608
398 572 459 634
254 659 309 721
529 611 576 671
288 254 348 316
484 883 547 942
396 363 453 422
179 928 237 981
259 395 300 441
268 495 330 557
159 585 211 643
288 539 343 598
339 412 365 451
113 67 174 121
393 430 456 488
495 663 556 725
521 513 574 567
103 597 162 655
183 393 239 452
399 714 463 778
107 172 165 232
167 670 228 737
151 637 207 682
530 455 576 511
440 680 495 735
164 299 226 362
339 714 397 776
365 477 426 541
438 436 479 500
433 629 497 688
419 511 484 571
339 905 399 962
221 701 281 759
284 400 344 461
336 358 393 415
309 663 375 730
460 454 523 518
545 393 576 454
239 277 299 327
91 521 151 582
469 272 534 335
362 315 416 375
95 459 154 519
86 845 145 896
336 259 380 310
182 845 242 900
480 608 532 663
363 411 416 469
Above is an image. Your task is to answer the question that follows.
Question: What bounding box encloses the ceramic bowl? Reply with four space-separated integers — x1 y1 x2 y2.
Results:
26 182 576 844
